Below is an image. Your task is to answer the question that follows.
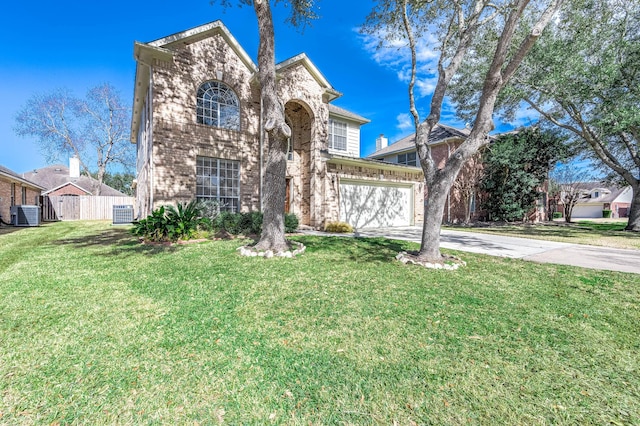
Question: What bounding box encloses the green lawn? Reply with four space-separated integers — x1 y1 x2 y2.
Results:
445 219 640 250
1 221 639 424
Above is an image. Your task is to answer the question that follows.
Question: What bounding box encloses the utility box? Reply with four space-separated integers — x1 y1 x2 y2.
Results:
10 205 41 227
113 205 134 225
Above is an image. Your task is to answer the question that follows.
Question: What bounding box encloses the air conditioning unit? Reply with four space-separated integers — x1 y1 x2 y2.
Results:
10 205 41 227
113 205 134 225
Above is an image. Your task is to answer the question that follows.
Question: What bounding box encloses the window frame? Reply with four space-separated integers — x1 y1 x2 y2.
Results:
328 119 348 151
397 152 417 166
196 81 240 131
196 156 241 213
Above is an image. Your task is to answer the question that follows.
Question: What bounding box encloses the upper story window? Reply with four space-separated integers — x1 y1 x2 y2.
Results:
397 152 417 166
196 81 240 130
328 119 347 151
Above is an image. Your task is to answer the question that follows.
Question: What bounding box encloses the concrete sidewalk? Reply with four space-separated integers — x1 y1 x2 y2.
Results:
305 226 640 274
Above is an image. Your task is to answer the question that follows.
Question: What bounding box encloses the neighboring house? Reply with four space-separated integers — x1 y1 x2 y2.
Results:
130 20 424 229
368 125 489 223
22 157 127 197
555 182 632 219
0 164 45 224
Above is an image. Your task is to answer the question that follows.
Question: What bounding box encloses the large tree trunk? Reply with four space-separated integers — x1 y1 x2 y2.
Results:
253 0 291 252
625 184 640 232
418 179 450 259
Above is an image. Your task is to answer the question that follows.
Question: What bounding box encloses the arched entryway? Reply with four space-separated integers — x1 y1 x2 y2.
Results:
284 100 313 226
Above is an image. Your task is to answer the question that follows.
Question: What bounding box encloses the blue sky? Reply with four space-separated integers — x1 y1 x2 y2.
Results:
0 0 525 174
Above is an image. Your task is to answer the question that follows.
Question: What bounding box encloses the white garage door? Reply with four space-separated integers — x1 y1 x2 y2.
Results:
339 180 413 229
572 204 604 218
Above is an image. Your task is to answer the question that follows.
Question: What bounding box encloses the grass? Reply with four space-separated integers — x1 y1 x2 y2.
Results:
445 219 640 250
1 221 639 424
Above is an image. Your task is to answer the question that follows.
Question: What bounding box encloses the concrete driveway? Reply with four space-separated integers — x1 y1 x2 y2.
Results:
349 226 640 274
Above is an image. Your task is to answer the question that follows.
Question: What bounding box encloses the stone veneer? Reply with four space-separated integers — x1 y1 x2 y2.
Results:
132 22 425 228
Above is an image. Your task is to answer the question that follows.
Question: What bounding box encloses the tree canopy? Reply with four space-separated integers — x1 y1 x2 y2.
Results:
481 127 568 221
494 0 640 230
363 0 565 262
14 83 134 196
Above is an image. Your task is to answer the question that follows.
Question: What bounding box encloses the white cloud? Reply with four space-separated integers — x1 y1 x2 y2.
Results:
358 27 440 100
396 112 414 132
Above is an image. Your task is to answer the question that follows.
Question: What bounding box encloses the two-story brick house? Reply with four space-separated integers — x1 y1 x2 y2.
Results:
368 125 487 223
130 21 424 229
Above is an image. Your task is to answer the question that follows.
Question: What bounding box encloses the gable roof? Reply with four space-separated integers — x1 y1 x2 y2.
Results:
368 124 471 159
146 20 258 72
0 165 45 190
275 53 341 102
131 20 258 143
328 104 370 124
131 20 348 142
572 182 631 204
22 165 127 196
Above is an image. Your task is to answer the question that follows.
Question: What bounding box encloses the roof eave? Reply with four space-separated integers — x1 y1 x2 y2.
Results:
368 135 465 159
0 170 46 191
327 154 424 174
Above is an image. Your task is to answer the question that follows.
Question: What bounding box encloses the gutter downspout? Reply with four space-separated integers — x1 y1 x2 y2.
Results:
148 67 154 214
137 56 154 216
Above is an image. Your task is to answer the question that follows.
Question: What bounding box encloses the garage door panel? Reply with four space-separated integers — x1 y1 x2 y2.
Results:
572 204 603 218
340 182 412 228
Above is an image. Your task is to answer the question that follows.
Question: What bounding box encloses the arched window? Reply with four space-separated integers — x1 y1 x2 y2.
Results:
196 81 240 130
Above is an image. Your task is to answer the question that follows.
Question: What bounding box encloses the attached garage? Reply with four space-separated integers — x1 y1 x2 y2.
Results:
572 204 604 218
339 179 414 229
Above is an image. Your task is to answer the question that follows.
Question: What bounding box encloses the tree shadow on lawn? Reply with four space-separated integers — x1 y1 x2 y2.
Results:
0 225 25 236
53 226 180 256
295 235 409 264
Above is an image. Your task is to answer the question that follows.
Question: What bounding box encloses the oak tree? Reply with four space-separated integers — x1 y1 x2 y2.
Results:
215 0 318 252
496 0 640 231
364 0 564 262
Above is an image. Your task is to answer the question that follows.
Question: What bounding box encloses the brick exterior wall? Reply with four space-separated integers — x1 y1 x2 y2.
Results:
47 183 90 196
0 178 41 224
132 22 425 228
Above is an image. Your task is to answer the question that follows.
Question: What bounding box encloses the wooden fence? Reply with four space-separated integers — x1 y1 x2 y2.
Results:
42 195 135 221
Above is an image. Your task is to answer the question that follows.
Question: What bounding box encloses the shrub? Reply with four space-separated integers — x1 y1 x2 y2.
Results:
240 211 264 235
213 211 299 235
552 212 563 219
324 221 354 233
285 213 299 233
215 211 244 235
602 210 612 218
198 200 221 229
131 206 171 242
131 200 208 242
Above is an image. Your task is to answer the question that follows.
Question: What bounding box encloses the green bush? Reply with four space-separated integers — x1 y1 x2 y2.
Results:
602 210 612 218
213 211 299 235
131 200 207 242
215 211 244 235
284 213 299 233
324 221 354 233
552 212 563 219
